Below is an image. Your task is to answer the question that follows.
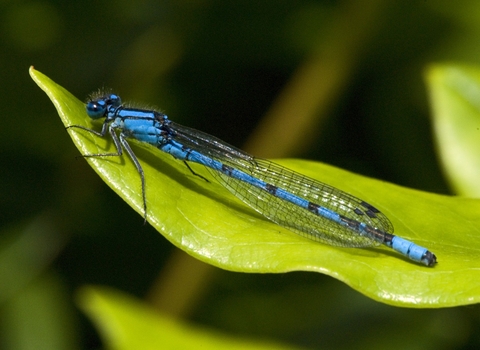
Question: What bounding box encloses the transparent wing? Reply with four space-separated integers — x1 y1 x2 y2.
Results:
169 122 393 247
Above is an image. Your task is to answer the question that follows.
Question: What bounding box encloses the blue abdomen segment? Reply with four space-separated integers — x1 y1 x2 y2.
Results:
387 236 434 267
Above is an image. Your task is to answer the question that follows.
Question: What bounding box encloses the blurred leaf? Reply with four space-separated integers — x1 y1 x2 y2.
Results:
0 215 65 304
2 273 79 350
31 67 480 308
426 63 480 196
0 216 73 349
77 286 302 350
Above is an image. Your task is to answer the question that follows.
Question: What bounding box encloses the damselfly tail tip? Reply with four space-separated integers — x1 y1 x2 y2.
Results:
423 251 437 267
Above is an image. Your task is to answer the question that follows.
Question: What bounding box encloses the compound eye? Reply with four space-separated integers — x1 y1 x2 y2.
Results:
108 94 122 107
86 99 107 119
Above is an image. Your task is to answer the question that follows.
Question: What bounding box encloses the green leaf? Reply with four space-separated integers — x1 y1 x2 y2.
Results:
426 64 480 196
0 218 76 350
77 286 303 350
31 66 480 308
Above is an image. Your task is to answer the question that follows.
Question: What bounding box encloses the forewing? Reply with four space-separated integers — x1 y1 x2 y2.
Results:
169 122 392 247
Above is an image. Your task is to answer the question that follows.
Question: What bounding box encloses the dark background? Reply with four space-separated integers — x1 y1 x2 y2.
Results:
1 1 479 349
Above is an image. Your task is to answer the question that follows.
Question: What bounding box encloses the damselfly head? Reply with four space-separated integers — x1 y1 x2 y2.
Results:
86 93 122 119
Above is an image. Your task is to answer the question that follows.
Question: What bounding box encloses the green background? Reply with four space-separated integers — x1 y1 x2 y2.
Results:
2 1 480 349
